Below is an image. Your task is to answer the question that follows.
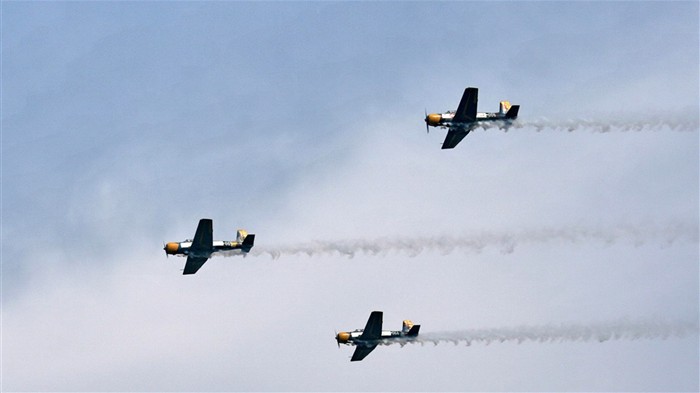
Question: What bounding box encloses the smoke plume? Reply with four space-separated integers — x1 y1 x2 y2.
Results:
383 319 699 347
473 118 699 133
247 222 698 259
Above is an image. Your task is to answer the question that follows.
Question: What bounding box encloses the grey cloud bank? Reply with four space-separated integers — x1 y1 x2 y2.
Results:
2 1 698 391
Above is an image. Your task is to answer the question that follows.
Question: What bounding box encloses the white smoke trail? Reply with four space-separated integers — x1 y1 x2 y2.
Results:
472 118 698 133
247 222 698 259
381 319 699 348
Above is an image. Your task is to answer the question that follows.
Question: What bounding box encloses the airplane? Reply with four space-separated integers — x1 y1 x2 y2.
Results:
163 218 255 275
335 311 420 361
424 87 520 149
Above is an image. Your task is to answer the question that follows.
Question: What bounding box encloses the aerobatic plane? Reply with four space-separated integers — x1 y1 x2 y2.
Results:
424 87 520 149
163 218 255 275
335 311 420 361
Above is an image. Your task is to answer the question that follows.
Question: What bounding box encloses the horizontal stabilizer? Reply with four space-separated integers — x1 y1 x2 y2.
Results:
242 234 255 251
505 105 519 119
406 325 420 336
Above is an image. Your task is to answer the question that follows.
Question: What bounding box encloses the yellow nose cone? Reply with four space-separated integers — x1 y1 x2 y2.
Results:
164 242 180 255
336 332 351 343
426 113 442 126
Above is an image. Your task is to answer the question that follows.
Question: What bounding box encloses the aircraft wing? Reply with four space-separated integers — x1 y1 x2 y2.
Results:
183 219 214 275
359 311 383 340
441 127 472 149
183 256 209 275
452 87 478 123
191 218 213 253
351 344 377 362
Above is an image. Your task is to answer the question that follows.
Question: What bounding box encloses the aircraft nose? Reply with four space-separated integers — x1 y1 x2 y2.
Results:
336 332 350 344
164 242 179 255
426 113 442 126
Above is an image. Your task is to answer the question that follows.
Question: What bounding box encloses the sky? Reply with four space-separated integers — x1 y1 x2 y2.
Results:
2 1 699 392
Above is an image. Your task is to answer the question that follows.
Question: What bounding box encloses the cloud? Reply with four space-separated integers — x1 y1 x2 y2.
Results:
3 2 698 391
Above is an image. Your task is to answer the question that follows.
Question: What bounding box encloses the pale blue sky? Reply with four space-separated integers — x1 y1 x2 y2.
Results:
3 1 698 391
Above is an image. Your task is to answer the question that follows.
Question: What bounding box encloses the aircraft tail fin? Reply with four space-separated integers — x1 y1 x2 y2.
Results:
505 105 519 119
403 320 420 336
236 230 248 243
499 101 511 115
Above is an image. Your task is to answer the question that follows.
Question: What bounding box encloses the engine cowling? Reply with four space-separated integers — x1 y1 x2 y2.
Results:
336 332 351 344
426 113 442 126
164 242 180 255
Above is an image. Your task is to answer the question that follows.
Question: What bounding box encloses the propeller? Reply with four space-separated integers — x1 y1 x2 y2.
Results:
424 109 430 133
335 330 340 348
163 242 168 257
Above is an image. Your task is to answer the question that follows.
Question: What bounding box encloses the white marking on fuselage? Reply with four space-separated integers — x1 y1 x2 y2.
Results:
435 111 512 129
176 240 241 253
346 330 404 341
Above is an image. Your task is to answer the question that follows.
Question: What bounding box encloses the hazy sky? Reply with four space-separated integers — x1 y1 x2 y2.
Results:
2 1 698 391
